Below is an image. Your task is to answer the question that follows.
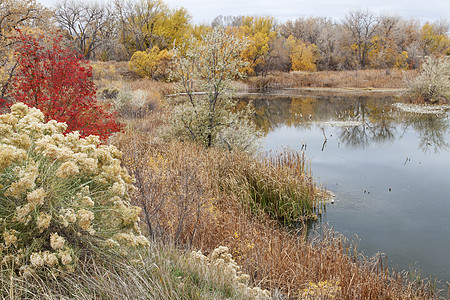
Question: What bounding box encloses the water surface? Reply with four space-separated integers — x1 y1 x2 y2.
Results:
242 92 450 282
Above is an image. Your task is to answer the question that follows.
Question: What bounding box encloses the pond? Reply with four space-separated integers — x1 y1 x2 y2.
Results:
240 90 450 283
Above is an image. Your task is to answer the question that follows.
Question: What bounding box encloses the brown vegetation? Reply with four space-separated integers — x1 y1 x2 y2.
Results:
247 69 416 91
111 94 439 298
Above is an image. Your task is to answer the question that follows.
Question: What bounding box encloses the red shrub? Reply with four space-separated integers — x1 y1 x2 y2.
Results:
11 32 122 141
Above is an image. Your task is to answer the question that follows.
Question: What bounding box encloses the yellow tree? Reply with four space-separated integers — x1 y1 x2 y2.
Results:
286 36 319 72
367 35 408 69
420 23 450 56
129 46 172 80
154 6 191 49
366 15 410 69
237 16 277 76
115 0 191 57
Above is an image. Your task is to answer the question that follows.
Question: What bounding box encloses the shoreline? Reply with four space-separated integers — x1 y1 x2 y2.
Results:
239 87 408 98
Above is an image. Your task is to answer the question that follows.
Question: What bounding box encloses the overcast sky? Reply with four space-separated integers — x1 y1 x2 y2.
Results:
40 0 450 25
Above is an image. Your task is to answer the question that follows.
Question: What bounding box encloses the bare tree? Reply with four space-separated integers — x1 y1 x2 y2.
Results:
280 17 330 45
211 15 243 28
55 0 113 59
343 9 379 69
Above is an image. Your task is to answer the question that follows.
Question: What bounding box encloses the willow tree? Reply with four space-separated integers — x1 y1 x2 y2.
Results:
164 28 261 152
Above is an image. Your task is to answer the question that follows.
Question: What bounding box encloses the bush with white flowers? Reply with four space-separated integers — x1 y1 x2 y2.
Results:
188 246 270 299
0 103 148 276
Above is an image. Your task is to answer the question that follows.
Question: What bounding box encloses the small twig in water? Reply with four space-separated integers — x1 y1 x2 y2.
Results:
404 156 410 166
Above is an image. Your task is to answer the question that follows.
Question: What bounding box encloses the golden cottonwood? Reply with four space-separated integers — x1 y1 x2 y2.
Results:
237 16 277 76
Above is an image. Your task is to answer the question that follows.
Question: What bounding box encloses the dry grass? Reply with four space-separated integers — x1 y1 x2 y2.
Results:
1 242 255 300
112 107 441 298
247 69 417 91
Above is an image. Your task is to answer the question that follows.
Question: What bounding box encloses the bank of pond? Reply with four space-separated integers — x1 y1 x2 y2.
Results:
238 91 450 285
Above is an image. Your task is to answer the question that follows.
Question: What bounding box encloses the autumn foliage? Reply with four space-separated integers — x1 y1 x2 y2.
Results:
10 32 122 140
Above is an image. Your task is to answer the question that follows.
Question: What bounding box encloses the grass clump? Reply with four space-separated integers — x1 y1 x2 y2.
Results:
1 242 265 299
222 151 322 224
0 103 148 277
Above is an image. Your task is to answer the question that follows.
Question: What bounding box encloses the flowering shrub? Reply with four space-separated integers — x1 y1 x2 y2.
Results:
188 246 270 299
0 103 147 276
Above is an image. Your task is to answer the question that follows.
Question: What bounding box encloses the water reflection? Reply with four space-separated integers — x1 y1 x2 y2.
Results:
403 114 449 154
240 92 450 283
241 94 449 154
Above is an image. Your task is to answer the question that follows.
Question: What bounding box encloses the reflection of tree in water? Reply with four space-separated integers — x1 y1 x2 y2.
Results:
337 99 396 149
371 119 396 143
403 114 449 154
240 95 449 154
339 126 371 149
248 96 316 134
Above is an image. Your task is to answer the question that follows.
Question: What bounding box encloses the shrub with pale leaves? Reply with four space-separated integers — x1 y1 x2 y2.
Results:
0 103 148 276
406 56 450 103
188 246 270 299
163 28 262 152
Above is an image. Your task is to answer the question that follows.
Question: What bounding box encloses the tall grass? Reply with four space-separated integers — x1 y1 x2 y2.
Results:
1 242 257 299
208 149 322 224
247 69 415 91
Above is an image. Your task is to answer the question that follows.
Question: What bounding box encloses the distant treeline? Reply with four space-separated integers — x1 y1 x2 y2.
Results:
2 0 450 82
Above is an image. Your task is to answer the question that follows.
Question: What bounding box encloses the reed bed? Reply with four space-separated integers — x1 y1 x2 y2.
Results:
247 69 416 91
209 150 322 224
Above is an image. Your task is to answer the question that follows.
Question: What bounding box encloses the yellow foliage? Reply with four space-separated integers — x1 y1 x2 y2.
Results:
191 24 212 40
394 51 409 70
129 46 173 80
237 16 277 75
119 0 191 53
420 23 450 56
153 6 191 49
367 35 403 68
286 36 319 72
300 280 341 298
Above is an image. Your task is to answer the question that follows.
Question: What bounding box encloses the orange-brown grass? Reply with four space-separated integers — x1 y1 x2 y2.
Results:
113 119 438 298
126 79 175 97
247 69 417 91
